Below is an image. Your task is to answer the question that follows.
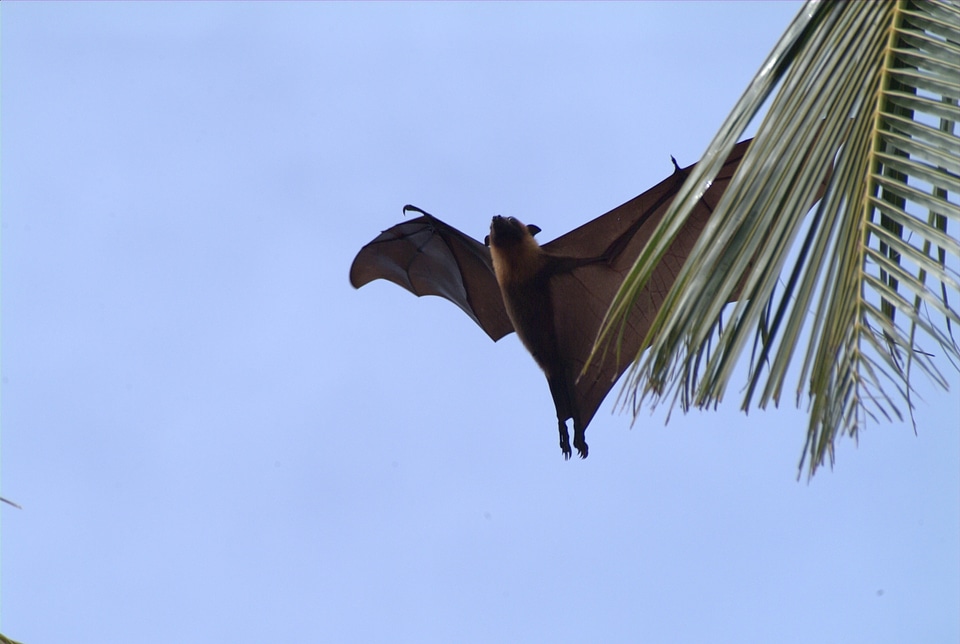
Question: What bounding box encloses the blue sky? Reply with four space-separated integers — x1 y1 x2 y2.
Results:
2 3 958 642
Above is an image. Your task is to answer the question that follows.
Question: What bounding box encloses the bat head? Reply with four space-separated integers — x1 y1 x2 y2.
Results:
484 215 541 248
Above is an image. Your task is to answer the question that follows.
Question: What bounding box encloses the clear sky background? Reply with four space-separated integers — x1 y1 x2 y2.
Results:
2 3 958 643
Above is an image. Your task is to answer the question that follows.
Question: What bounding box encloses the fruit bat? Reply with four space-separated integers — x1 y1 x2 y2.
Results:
350 139 752 459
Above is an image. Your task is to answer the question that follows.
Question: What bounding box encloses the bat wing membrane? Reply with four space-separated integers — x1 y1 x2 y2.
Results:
543 139 752 430
350 211 514 342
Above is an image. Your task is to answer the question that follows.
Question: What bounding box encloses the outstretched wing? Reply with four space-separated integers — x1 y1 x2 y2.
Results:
350 206 514 342
542 139 753 431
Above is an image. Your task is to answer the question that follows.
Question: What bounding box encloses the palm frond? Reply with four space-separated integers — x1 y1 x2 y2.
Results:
593 0 960 476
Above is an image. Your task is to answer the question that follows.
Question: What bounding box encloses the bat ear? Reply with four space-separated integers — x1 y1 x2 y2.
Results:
484 234 491 247
527 224 541 237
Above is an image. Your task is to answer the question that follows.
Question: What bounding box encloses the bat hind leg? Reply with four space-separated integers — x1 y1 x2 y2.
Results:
572 419 588 459
548 374 585 460
557 419 572 460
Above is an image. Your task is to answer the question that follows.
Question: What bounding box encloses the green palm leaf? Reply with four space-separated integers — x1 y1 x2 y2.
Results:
594 0 960 476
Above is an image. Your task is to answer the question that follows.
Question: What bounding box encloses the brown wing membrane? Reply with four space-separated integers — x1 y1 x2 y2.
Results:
350 207 514 341
542 139 752 432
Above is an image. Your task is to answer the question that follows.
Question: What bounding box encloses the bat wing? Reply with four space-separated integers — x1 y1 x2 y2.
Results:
541 139 753 431
350 207 514 342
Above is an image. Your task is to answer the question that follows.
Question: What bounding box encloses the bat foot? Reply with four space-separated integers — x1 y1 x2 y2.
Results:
574 437 589 459
558 422 572 460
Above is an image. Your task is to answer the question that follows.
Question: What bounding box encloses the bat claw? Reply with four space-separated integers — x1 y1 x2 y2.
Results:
559 422 572 460
402 204 431 218
573 427 590 459
574 433 589 459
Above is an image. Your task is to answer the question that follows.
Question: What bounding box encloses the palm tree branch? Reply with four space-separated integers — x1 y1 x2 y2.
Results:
591 0 960 475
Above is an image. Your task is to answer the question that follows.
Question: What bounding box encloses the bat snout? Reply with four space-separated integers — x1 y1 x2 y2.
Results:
489 215 542 249
489 215 518 247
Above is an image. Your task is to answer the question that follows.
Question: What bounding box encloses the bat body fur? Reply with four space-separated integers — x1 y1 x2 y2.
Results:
487 215 591 457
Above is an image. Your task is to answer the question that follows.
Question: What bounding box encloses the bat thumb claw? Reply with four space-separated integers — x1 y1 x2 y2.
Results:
402 204 430 218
